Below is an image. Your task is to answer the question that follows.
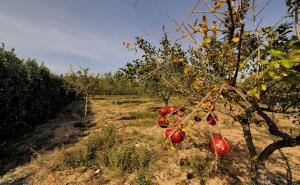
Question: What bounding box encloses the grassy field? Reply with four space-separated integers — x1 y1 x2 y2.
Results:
0 96 299 185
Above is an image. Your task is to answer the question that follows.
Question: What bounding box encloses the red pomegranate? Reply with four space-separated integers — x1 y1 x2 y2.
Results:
165 126 185 143
158 107 168 116
158 117 169 128
207 113 218 125
209 134 230 157
167 106 177 114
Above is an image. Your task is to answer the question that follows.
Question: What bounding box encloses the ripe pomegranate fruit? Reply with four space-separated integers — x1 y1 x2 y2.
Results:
158 107 168 116
209 134 230 157
167 106 177 114
165 126 185 143
158 117 169 128
206 113 218 125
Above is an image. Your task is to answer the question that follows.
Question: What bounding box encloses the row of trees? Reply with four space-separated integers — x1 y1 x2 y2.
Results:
123 0 299 184
0 46 145 143
0 44 76 143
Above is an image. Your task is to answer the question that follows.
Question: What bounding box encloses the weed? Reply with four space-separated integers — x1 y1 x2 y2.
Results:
109 145 136 173
180 155 215 180
108 145 153 173
58 125 116 169
135 173 153 185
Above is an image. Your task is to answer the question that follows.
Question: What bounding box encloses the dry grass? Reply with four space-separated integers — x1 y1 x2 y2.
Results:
1 95 299 185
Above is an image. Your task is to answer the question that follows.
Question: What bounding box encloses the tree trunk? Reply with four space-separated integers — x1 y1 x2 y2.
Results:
239 118 269 184
253 161 269 185
114 97 119 105
84 95 88 119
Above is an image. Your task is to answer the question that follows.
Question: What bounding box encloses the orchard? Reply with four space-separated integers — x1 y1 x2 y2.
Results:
122 0 300 184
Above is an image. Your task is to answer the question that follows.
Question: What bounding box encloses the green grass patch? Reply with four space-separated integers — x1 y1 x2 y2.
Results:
126 120 155 128
120 111 157 120
108 145 153 173
58 125 116 169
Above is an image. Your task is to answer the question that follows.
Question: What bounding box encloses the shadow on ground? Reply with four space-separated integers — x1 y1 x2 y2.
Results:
0 100 91 175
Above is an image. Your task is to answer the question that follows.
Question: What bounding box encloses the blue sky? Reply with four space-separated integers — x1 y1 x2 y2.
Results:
0 0 288 74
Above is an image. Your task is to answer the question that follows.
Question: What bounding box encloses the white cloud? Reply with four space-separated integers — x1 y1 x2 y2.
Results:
0 12 120 61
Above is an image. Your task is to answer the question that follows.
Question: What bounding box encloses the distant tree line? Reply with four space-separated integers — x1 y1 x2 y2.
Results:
63 68 143 97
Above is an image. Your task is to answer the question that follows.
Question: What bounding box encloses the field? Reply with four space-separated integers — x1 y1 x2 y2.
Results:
1 96 299 185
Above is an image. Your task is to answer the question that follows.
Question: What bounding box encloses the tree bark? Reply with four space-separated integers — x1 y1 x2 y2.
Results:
238 117 269 184
84 95 88 119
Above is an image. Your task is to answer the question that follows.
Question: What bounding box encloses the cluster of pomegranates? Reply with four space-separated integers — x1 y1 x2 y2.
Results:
156 100 230 157
202 100 230 157
157 105 186 143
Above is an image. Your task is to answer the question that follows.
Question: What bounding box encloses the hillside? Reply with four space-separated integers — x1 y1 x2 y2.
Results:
1 96 299 185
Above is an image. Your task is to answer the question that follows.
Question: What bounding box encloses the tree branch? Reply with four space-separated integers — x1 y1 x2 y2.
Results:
256 135 300 162
252 101 293 140
231 23 245 86
226 0 235 41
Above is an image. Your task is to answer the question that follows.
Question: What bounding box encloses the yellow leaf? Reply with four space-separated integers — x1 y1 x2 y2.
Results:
261 84 267 91
177 58 184 62
170 146 176 151
203 37 211 46
251 155 258 161
192 81 201 91
232 37 240 43
199 29 206 36
254 93 260 100
210 25 219 33
212 1 225 10
200 23 208 31
202 15 207 24
183 67 190 75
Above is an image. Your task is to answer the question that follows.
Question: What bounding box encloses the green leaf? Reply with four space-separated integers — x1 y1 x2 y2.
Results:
281 60 293 68
259 60 269 65
269 49 284 58
273 76 282 81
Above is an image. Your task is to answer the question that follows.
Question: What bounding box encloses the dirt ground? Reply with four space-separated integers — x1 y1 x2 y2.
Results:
0 96 299 185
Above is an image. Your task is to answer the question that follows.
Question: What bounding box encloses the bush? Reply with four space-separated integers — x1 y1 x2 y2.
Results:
108 145 153 173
